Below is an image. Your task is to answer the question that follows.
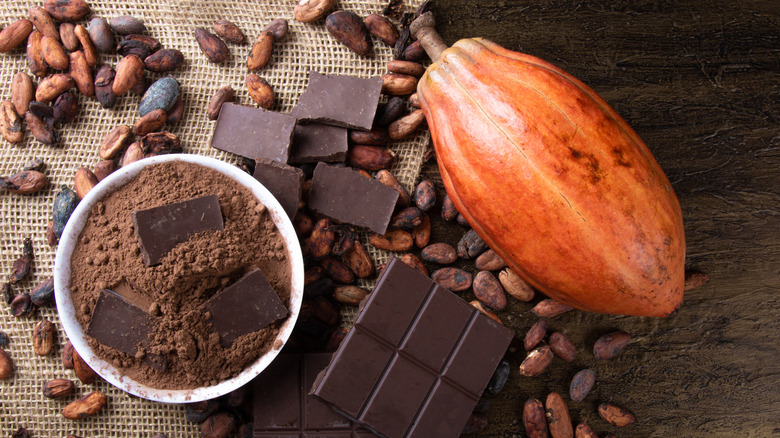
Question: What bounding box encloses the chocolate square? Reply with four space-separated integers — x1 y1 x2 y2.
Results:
253 157 305 219
289 122 349 164
292 72 383 131
211 102 297 162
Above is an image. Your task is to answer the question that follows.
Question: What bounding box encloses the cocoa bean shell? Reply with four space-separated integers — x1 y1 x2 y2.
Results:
36 73 74 103
575 423 598 438
402 40 426 61
109 16 146 35
10 293 33 317
458 229 488 259
320 257 355 284
144 48 184 72
32 319 56 356
342 241 374 278
73 24 98 66
43 378 76 398
214 20 245 44
381 73 417 95
113 55 145 96
68 51 93 96
524 319 548 351
411 213 431 248
390 206 423 229
409 92 422 108
387 59 425 77
349 128 389 146
62 391 107 420
117 39 151 59
431 267 472 292
569 369 596 403
325 11 373 56
133 108 167 136
166 95 185 124
87 17 114 53
72 348 98 384
294 0 337 23
499 268 535 301
121 141 144 166
263 18 289 40
0 19 34 53
400 253 428 276
441 193 458 221
200 411 237 438
185 399 219 423
375 169 410 207
421 243 457 265
30 277 55 306
194 27 228 63
473 271 507 310
593 331 631 360
73 166 99 199
0 348 14 379
93 160 116 181
330 226 357 256
684 271 710 290
470 300 502 323
124 33 161 52
332 285 368 305
61 340 74 369
308 219 335 258
138 76 180 116
44 0 90 22
142 131 182 156
523 398 549 438
98 125 132 159
388 108 425 140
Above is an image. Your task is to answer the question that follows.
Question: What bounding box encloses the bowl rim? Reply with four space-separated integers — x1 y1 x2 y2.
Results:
53 154 304 403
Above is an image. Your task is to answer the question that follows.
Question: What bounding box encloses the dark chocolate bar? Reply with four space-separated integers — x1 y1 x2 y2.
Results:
308 163 399 234
253 157 305 219
292 72 383 131
86 289 165 370
289 122 349 164
310 258 515 438
131 194 224 266
211 102 297 162
252 353 374 437
202 269 288 348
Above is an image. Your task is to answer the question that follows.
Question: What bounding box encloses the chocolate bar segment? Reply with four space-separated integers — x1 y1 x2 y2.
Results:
202 269 288 348
211 102 297 162
293 72 383 131
252 157 305 219
308 163 399 234
253 352 373 437
86 289 165 370
132 194 224 266
310 258 515 438
289 122 349 164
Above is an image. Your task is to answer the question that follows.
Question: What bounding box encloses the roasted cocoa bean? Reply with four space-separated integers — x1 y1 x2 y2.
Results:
43 378 75 398
409 92 421 108
414 179 436 211
549 332 577 362
598 403 636 427
25 111 59 144
53 91 80 124
0 19 34 53
575 423 598 438
2 283 12 305
473 271 507 310
29 6 58 40
400 253 428 276
330 226 357 256
441 193 458 221
486 360 510 395
28 100 55 124
325 11 372 56
52 185 79 238
349 128 390 146
304 267 325 286
73 166 99 199
143 131 182 156
166 95 185 124
387 59 425 77
684 271 710 290
117 39 151 59
402 40 426 61
421 243 457 265
88 17 114 53
569 369 596 403
93 160 115 181
520 345 554 377
94 64 117 108
22 158 45 172
342 241 374 278
99 125 132 159
30 277 55 306
62 340 74 369
125 33 161 52
246 74 274 108
73 25 97 66
1 170 47 195
347 145 395 171
461 412 488 435
293 212 314 237
185 399 219 423
308 296 338 326
120 141 143 166
44 0 90 22
388 109 425 140
207 85 234 120
41 35 68 70
113 54 145 95
308 219 336 258
133 108 167 136
59 22 78 51
62 391 107 420
431 267 472 291
26 30 48 77
247 31 273 71
201 411 237 438
0 100 24 144
32 319 56 356
110 16 146 35
294 0 337 23
368 229 413 252
382 73 417 95
36 73 74 103
499 268 535 301
524 320 548 351
411 213 430 248
532 299 573 318
321 257 355 284
0 348 14 379
390 206 424 229
213 20 245 44
523 398 549 438
365 13 399 46
475 249 507 271
142 48 184 73
546 392 573 438
375 169 410 207
458 229 488 259
593 331 631 360
332 285 368 305
194 27 228 63
10 239 33 281
304 276 333 299
72 348 98 384
374 96 406 127
11 72 35 117
264 18 289 40
11 293 33 317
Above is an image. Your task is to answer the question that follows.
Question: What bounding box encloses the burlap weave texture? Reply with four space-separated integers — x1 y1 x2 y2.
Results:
0 0 427 435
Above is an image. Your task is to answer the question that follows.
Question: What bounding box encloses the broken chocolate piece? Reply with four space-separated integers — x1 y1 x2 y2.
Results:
211 102 297 162
202 269 288 348
308 163 399 234
292 72 383 131
289 123 349 164
86 289 165 370
132 194 224 266
252 157 305 219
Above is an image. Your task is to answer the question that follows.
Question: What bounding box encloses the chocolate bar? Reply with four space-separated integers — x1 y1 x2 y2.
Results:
202 269 288 348
86 289 165 370
253 353 373 437
289 122 349 164
308 163 399 234
131 194 224 266
252 157 305 219
292 72 383 131
211 102 297 162
310 258 514 438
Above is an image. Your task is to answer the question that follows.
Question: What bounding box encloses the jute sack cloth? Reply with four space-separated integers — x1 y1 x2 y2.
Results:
0 0 428 434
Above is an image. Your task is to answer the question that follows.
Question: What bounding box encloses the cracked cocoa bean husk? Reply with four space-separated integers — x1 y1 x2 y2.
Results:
30 277 54 306
382 0 404 18
1 99 24 144
9 238 33 284
1 170 48 195
330 225 357 256
95 64 118 108
28 101 55 125
10 293 33 317
2 283 12 305
26 111 59 145
142 131 182 156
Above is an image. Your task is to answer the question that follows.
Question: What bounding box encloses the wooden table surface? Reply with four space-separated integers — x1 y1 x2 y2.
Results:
423 1 779 436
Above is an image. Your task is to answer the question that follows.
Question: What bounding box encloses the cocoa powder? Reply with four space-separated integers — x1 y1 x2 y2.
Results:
69 161 292 389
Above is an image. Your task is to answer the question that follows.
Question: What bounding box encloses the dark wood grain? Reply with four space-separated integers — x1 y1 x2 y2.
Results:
421 1 780 436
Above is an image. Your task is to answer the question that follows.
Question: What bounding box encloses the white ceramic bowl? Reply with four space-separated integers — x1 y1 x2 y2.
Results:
53 154 304 403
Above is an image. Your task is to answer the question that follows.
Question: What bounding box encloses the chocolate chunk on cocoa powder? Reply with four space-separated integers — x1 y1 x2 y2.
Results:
211 102 297 162
252 157 304 219
292 72 383 131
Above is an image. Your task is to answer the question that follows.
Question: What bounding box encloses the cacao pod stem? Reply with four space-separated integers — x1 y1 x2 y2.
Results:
410 12 447 61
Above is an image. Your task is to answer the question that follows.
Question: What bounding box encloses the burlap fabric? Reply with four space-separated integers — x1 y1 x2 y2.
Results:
0 0 428 434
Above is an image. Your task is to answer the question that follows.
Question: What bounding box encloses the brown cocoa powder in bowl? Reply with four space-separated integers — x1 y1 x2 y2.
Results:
68 160 292 389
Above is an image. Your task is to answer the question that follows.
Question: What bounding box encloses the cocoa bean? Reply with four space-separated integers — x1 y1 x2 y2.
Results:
72 348 98 384
2 169 48 195
113 54 145 95
246 74 274 108
166 95 185 124
94 64 117 108
43 378 75 399
130 72 148 96
475 249 507 271
326 326 349 351
73 166 99 199
325 11 372 56
0 331 7 347
26 30 48 77
213 20 245 44
46 221 57 246
388 109 425 140
431 267 472 291
53 90 80 124
88 17 114 53
207 85 234 120
30 277 55 306
29 6 58 40
593 331 631 360
121 141 144 166
349 128 390 146
545 392 573 438
22 158 45 172
375 169 410 207
264 18 289 40
365 14 399 46
499 268 535 301
28 100 55 125
185 399 219 423
421 243 457 264
390 206 423 229
308 296 338 326
41 35 68 70
225 385 248 408
333 285 368 305
52 186 79 238
414 179 436 211
32 319 56 356
441 193 458 221
569 369 596 403
486 359 510 395
25 111 59 145
321 257 355 284
11 72 35 117
144 48 184 72
2 283 12 305
523 398 549 438
93 160 116 181
382 73 417 95
293 212 314 237
342 241 374 278
142 131 182 156
201 411 237 438
117 39 151 59
524 320 547 351
598 403 636 427
684 271 710 290
73 25 97 66
519 345 554 376
387 59 425 77
402 40 426 61
133 108 167 136
374 96 406 127
194 27 228 63
98 125 132 159
44 0 90 22
331 226 357 256
294 0 337 23
304 267 325 286
549 332 577 362
458 229 488 259
411 213 431 247
61 340 74 369
125 34 161 52
409 92 421 108
368 229 413 252
470 300 502 323
347 145 395 170
0 19 34 53
461 412 488 435
59 23 78 51
308 219 336 258
473 271 507 310
400 253 428 276
109 16 146 35
532 299 573 318
10 293 33 317
0 348 14 379
575 423 598 438
0 101 24 145
8 238 33 284
62 391 107 420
